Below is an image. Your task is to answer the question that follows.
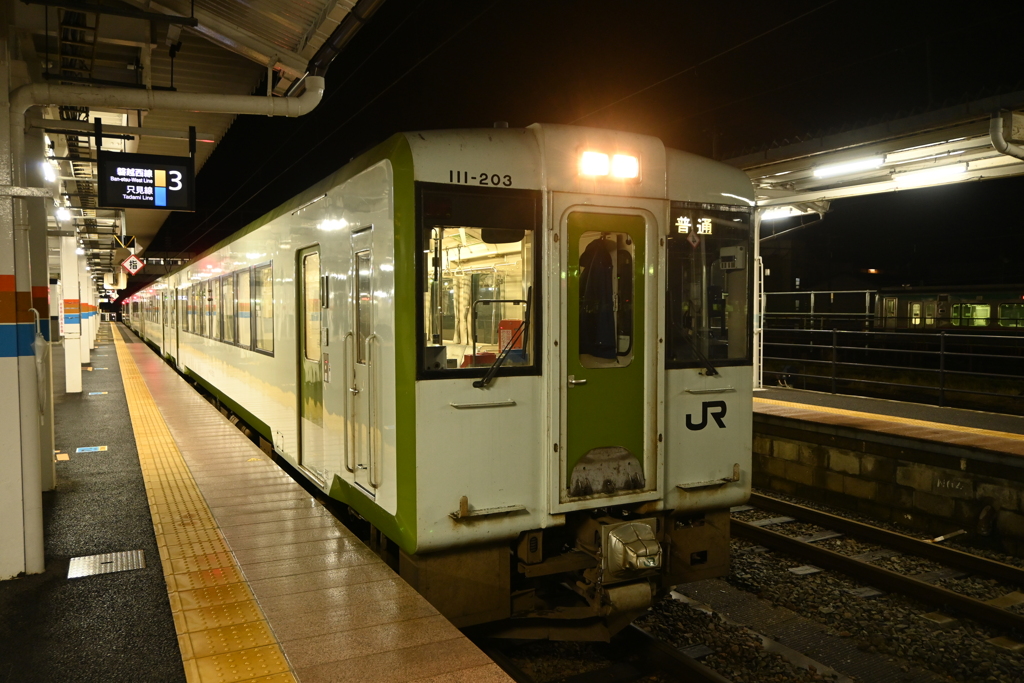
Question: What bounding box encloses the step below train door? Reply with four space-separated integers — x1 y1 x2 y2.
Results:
298 245 327 481
350 227 377 496
561 208 653 504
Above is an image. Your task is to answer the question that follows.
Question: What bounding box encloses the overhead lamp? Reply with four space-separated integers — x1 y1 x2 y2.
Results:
75 247 85 255
812 157 884 179
891 162 967 187
760 206 817 221
42 163 56 183
56 206 71 221
579 151 609 176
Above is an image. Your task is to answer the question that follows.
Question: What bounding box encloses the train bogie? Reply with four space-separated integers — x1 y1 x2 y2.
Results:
125 124 755 639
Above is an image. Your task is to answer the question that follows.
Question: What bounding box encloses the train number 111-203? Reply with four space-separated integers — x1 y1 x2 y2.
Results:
449 170 512 186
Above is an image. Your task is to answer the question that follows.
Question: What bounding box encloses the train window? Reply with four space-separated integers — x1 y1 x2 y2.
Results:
210 278 222 340
253 263 274 353
417 184 542 378
222 275 236 343
304 252 321 361
924 301 936 327
999 303 1024 327
578 231 634 368
237 270 252 348
910 302 922 326
665 204 752 369
187 285 195 332
356 250 371 364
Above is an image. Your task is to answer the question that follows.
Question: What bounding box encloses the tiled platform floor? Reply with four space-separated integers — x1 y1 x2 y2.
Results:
115 324 511 683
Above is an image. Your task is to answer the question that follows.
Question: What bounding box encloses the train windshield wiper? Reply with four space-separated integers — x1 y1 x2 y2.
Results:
685 333 719 376
473 289 532 389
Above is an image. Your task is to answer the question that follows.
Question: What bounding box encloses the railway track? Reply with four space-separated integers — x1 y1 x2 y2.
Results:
732 492 1024 634
479 624 732 683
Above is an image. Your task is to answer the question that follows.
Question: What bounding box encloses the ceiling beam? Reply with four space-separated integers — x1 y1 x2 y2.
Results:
119 0 308 77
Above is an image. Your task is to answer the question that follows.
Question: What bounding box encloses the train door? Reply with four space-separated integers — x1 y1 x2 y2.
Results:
563 211 648 501
350 228 377 496
298 246 327 481
883 297 897 329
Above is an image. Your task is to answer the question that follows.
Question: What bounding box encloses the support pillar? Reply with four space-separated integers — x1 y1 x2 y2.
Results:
60 235 82 393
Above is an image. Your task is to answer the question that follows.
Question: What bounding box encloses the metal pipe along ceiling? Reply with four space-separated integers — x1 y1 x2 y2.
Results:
990 110 1024 161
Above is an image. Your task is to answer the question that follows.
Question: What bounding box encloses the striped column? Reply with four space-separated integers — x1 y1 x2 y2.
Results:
61 235 82 394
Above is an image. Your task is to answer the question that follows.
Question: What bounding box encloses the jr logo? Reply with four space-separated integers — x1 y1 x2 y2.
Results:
686 400 727 430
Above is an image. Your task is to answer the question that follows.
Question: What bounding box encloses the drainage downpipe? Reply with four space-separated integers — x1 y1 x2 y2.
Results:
990 110 1024 161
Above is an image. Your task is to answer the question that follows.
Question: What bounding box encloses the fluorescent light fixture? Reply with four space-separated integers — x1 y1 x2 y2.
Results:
43 163 56 183
579 151 609 176
611 154 639 179
892 163 967 187
56 206 71 221
813 157 883 179
75 247 85 255
721 192 755 206
760 206 816 221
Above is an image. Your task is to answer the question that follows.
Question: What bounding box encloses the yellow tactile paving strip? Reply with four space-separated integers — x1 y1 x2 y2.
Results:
113 324 298 683
754 397 1024 442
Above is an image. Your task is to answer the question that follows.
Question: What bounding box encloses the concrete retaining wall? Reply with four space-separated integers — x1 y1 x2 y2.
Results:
753 415 1024 555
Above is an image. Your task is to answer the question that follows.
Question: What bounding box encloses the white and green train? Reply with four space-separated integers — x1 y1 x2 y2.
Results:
125 123 754 640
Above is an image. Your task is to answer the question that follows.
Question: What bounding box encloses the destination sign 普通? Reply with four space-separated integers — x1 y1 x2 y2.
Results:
97 152 195 211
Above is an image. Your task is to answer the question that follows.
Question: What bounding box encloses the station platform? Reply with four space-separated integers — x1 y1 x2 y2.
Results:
754 387 1024 457
0 322 509 683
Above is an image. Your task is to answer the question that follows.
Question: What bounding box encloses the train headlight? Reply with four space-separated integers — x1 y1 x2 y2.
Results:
611 154 639 179
579 151 609 176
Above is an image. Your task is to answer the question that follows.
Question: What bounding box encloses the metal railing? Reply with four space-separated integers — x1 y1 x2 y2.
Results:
763 326 1024 410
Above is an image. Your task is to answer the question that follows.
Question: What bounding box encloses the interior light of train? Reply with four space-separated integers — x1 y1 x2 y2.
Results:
812 157 883 178
892 162 967 187
579 151 610 176
611 154 639 178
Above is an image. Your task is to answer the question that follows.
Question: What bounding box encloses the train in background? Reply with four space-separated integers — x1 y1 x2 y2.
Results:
124 123 755 640
765 285 1024 332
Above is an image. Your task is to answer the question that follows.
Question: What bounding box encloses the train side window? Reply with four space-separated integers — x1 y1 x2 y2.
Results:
210 278 222 340
910 302 922 326
665 205 752 368
253 263 274 354
417 184 542 377
999 303 1024 328
355 250 371 364
303 252 322 361
578 231 634 368
924 301 936 327
222 275 236 343
188 285 196 332
237 270 252 348
971 304 991 327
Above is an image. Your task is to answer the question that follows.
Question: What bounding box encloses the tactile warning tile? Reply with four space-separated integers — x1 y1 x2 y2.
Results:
754 397 1024 441
112 324 296 683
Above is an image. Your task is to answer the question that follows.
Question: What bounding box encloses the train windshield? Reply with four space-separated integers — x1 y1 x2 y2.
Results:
666 204 753 369
417 184 542 378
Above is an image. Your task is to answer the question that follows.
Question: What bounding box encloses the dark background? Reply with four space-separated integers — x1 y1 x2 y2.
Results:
133 0 1024 298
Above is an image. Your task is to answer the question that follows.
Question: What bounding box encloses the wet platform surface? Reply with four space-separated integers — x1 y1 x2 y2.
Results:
755 388 1024 457
0 322 510 683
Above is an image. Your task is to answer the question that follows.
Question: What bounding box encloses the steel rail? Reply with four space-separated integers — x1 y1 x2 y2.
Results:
732 519 1024 632
748 493 1024 586
615 625 732 683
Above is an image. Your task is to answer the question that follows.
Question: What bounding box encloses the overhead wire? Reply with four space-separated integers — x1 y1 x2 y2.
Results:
569 0 840 125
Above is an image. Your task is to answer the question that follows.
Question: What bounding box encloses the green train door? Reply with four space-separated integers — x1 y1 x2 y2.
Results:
565 211 647 500
298 246 326 480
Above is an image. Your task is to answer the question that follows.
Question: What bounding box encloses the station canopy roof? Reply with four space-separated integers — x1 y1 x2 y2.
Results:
725 91 1024 220
13 0 381 288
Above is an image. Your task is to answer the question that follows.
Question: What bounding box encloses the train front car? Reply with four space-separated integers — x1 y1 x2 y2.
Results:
394 125 755 640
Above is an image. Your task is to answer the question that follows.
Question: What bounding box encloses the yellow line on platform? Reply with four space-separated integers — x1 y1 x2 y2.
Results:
112 324 297 683
754 397 1024 442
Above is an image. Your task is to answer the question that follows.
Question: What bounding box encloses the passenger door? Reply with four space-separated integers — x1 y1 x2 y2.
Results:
350 229 377 496
298 246 327 482
563 211 648 501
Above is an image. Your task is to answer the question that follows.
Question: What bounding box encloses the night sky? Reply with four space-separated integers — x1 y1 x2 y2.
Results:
134 0 1024 298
